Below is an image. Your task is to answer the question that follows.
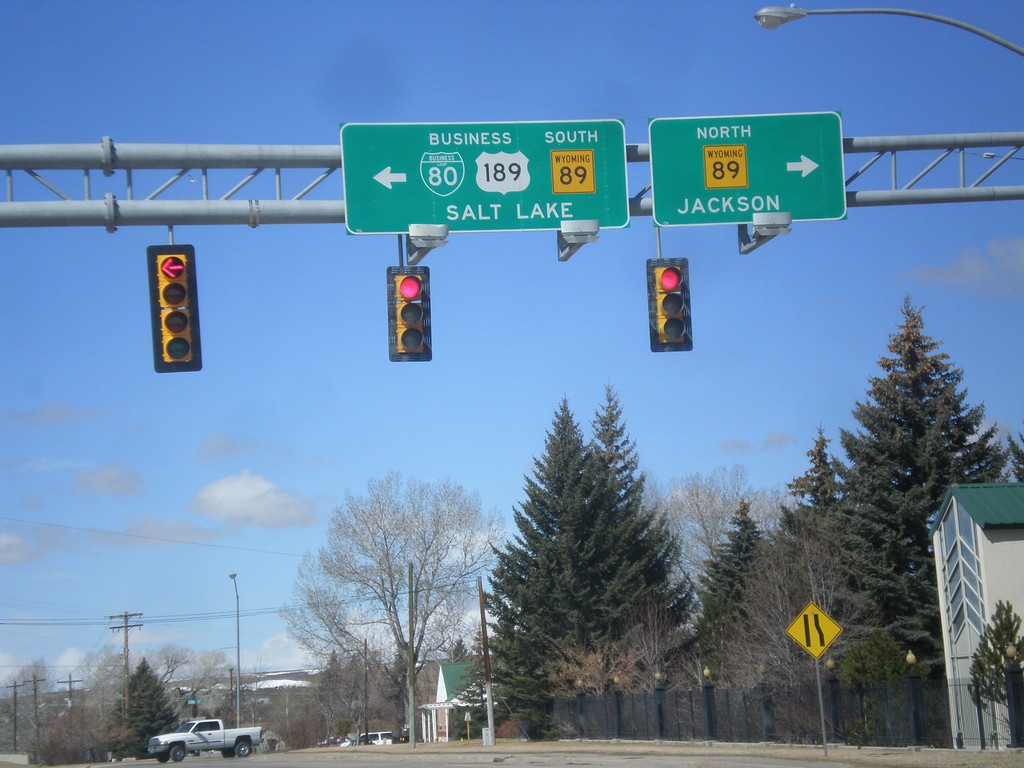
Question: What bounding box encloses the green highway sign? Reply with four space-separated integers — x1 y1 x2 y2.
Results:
340 120 629 234
649 111 846 226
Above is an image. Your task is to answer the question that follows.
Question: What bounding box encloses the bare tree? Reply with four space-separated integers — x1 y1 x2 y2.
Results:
285 471 504 730
160 648 229 720
658 464 784 583
721 515 861 689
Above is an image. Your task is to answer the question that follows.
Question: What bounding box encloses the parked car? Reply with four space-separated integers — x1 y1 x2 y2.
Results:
358 731 392 745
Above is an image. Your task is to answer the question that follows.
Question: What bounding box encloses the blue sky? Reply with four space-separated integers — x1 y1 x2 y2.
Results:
1 1 1022 678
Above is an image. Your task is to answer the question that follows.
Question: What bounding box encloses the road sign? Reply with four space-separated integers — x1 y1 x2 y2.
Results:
786 601 843 660
649 111 846 226
341 120 629 234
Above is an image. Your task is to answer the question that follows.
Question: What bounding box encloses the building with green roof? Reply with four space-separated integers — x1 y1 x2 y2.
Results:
419 661 474 743
931 483 1024 747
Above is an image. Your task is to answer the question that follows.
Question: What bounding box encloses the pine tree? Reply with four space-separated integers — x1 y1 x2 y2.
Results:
969 600 1024 704
488 392 688 733
697 501 763 673
1008 425 1024 482
587 386 692 638
784 427 844 534
488 398 591 731
838 297 1006 667
104 657 177 759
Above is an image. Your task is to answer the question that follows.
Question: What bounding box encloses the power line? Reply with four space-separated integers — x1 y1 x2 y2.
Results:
0 515 303 558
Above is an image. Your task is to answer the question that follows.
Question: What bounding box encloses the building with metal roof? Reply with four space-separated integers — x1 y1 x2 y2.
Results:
931 483 1024 747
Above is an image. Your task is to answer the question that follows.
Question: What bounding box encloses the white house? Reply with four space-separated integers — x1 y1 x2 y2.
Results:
419 661 473 743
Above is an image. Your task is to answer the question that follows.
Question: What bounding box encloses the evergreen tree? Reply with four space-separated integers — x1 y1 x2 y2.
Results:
489 398 591 731
1008 425 1024 482
697 501 763 673
969 600 1024 705
587 386 692 637
488 392 687 734
838 298 1006 667
104 658 177 759
784 427 844 534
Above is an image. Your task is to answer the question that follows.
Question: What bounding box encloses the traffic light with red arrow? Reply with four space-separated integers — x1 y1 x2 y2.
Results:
148 244 202 372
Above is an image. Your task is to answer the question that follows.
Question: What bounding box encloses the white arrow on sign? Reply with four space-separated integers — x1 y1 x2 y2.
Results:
786 155 819 177
373 166 407 189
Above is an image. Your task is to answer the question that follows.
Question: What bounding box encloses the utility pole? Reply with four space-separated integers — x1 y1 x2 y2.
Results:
24 676 45 760
477 577 496 746
108 612 143 721
5 681 20 752
61 673 84 707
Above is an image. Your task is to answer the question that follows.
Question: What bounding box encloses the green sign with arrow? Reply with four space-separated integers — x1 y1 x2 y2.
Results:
649 111 846 226
341 120 629 234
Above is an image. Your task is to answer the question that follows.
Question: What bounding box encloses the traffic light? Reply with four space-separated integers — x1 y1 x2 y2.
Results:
647 257 693 352
386 266 431 362
148 244 202 372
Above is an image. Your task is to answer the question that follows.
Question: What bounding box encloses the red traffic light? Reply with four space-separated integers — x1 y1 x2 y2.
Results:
386 266 431 362
659 266 682 292
160 256 186 280
647 258 692 352
148 245 202 373
399 275 423 301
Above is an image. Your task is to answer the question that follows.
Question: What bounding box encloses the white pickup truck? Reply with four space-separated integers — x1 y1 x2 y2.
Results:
148 719 262 762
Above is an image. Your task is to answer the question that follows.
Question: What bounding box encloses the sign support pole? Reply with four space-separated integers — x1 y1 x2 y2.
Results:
814 659 829 757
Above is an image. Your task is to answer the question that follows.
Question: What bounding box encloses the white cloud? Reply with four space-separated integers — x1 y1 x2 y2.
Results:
720 439 752 454
0 531 34 564
190 470 316 528
198 433 248 460
908 238 1024 301
763 430 797 450
74 462 144 496
252 632 311 671
1 401 102 430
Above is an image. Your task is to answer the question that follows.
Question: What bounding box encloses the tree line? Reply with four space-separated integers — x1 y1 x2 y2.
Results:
4 296 1023 754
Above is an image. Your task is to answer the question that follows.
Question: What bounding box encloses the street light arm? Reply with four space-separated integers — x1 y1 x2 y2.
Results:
755 6 1024 58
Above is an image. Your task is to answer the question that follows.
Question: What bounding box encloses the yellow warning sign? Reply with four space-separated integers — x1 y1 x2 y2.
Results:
786 601 843 660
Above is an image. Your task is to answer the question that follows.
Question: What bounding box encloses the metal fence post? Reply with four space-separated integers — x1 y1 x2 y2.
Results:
759 680 775 741
576 685 585 739
702 668 717 741
827 664 843 742
906 653 926 746
654 674 666 739
1006 650 1024 748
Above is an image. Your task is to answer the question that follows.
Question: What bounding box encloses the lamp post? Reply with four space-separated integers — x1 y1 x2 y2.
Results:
228 572 241 728
754 5 1024 58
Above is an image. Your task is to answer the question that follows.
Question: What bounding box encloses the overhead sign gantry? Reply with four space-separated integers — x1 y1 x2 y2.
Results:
649 111 847 227
340 120 629 234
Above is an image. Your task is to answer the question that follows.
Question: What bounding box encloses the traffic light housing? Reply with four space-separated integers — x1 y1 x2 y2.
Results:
148 244 202 372
386 266 431 362
647 257 692 352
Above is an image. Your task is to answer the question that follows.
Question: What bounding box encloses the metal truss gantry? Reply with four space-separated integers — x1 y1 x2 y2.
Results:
1 133 1021 234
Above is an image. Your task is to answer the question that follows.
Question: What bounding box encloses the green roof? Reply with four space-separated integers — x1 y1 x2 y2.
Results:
437 661 474 703
932 483 1024 535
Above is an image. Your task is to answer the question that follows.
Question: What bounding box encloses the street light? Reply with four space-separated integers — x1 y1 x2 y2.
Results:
754 6 1024 58
228 572 240 728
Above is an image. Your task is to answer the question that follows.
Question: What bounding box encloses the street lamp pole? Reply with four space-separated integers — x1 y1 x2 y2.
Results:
754 6 1024 58
228 572 241 728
